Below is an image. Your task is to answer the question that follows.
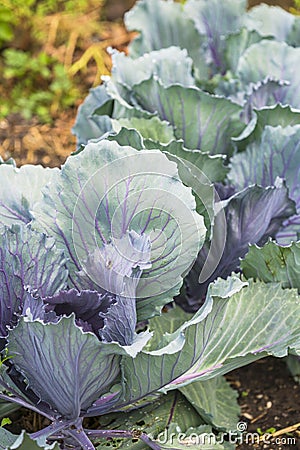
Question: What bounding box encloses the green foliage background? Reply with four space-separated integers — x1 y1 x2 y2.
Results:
0 0 108 122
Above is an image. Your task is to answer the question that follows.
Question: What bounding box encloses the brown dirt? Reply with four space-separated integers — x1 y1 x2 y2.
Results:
229 357 300 449
0 112 76 167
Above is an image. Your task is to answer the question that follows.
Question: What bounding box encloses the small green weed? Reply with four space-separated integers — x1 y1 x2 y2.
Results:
0 0 108 123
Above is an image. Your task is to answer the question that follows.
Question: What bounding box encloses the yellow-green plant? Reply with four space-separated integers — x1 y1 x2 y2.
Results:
0 0 110 122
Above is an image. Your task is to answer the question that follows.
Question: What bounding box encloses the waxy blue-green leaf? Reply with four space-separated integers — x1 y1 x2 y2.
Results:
0 430 59 449
72 84 114 147
0 225 68 338
132 78 245 155
125 0 208 80
0 165 58 230
246 4 297 43
241 240 300 290
237 41 300 109
229 125 300 243
104 128 226 230
119 277 300 407
224 28 265 74
7 316 121 420
104 128 226 235
73 49 189 148
110 47 196 93
185 0 247 75
233 105 300 152
179 376 240 432
101 47 198 136
143 138 226 232
111 116 174 145
107 126 145 149
106 126 227 184
143 139 228 183
33 140 205 320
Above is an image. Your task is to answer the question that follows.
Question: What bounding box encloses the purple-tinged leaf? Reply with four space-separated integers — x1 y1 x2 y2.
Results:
7 316 121 420
0 165 58 230
43 288 140 347
132 79 245 156
125 0 208 80
237 41 300 109
44 289 111 335
229 125 300 243
0 225 68 337
33 140 205 320
185 0 247 75
242 78 289 122
178 182 296 311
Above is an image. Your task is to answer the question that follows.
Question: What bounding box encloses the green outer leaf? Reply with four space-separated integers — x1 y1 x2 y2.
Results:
112 116 175 144
179 376 240 432
0 165 58 230
0 430 59 449
0 399 20 418
241 240 300 290
119 277 300 407
144 305 193 350
107 127 144 150
95 391 203 449
225 28 265 73
233 105 300 152
132 79 245 155
143 139 228 183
